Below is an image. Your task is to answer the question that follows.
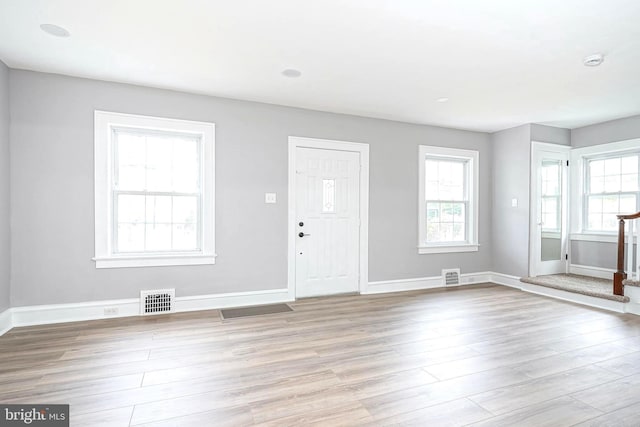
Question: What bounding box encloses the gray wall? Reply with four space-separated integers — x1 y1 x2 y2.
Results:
571 114 640 148
0 61 9 312
9 70 492 306
490 123 572 277
531 124 571 146
570 115 640 268
571 241 616 269
490 124 532 277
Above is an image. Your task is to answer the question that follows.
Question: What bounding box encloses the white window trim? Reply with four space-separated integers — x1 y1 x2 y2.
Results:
418 145 479 254
570 138 640 243
94 111 216 268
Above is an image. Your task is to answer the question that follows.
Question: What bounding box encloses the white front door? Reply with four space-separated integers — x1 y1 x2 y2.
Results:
530 142 570 276
294 147 360 297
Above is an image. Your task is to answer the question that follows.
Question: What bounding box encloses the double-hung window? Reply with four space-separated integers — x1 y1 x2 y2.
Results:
418 145 479 254
94 111 215 268
584 153 639 232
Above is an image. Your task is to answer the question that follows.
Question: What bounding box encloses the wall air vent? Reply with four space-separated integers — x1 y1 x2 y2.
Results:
140 289 175 315
442 269 461 286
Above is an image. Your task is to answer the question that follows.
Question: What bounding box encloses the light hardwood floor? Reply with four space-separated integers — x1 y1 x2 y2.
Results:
2 284 640 426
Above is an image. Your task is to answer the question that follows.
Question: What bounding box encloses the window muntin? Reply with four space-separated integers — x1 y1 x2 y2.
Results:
585 154 639 232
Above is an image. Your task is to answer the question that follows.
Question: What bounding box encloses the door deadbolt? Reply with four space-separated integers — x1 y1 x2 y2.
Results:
299 222 304 227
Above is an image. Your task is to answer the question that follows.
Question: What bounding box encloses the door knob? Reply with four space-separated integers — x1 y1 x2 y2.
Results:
298 232 310 238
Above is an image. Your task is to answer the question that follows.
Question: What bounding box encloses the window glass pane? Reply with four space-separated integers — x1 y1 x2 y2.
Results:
440 223 454 241
173 196 198 224
452 202 465 222
604 158 621 176
621 174 638 192
602 214 618 231
426 222 440 242
145 196 172 224
621 156 638 174
589 175 604 194
173 223 198 250
620 195 637 213
117 195 145 223
117 223 144 252
146 136 173 191
604 175 620 193
602 195 619 213
588 196 603 214
172 138 200 193
426 202 440 220
116 132 146 191
440 202 454 222
452 223 465 241
589 159 604 177
145 224 172 251
587 214 602 231
425 158 466 201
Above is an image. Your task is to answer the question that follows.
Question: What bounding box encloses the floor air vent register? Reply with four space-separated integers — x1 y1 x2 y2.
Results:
140 289 175 315
442 268 461 286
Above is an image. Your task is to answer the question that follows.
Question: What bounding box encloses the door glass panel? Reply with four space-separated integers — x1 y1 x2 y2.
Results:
322 179 336 213
541 160 562 261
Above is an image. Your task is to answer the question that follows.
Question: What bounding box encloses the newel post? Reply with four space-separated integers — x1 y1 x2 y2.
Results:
613 217 626 296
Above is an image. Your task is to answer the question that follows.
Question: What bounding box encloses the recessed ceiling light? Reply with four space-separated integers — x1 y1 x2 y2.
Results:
583 53 604 67
40 24 70 38
436 97 449 103
282 69 302 78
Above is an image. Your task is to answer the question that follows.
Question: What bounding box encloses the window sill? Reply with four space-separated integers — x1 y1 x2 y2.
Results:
570 233 636 244
93 253 217 269
542 231 561 239
418 244 479 254
569 233 617 243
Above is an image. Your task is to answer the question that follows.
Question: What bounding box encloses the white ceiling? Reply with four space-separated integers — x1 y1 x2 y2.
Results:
1 0 639 132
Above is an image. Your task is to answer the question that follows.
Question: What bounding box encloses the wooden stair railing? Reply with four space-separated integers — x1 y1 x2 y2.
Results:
614 211 640 295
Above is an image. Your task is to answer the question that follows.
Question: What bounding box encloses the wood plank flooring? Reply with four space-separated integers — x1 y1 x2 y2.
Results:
2 284 640 426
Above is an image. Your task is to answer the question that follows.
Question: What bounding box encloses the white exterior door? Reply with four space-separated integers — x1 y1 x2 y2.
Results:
294 147 360 297
530 143 570 276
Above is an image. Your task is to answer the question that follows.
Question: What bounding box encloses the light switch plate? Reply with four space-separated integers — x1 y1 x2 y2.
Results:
511 198 518 207
265 193 277 204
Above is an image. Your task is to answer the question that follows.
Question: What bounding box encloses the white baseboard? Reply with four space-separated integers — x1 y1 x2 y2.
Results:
11 298 140 328
364 271 493 294
4 268 638 336
624 286 640 315
488 272 523 288
569 264 615 280
0 308 12 336
6 288 292 331
520 281 626 313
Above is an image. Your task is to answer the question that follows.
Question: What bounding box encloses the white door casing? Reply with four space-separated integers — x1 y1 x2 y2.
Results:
530 142 570 276
288 137 369 299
